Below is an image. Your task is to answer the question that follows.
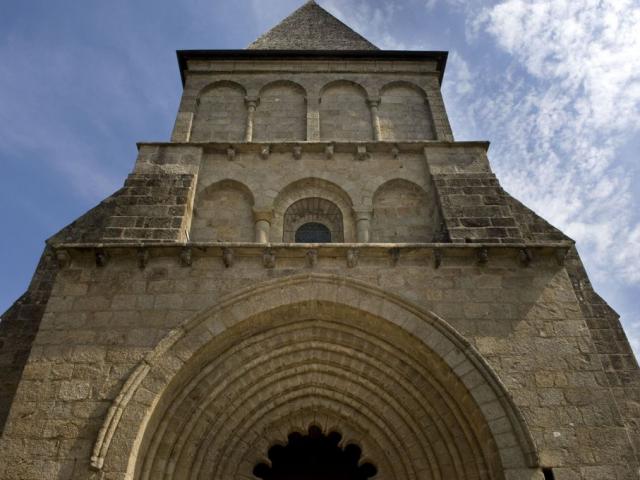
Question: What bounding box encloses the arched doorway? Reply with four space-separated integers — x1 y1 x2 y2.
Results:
254 426 377 480
91 275 540 479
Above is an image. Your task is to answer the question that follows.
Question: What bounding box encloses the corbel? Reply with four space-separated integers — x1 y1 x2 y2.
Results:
325 143 335 160
555 247 568 266
391 145 400 159
260 145 271 160
55 249 71 269
433 248 443 269
346 248 359 268
389 247 400 266
306 249 318 268
137 248 149 270
356 145 369 161
180 247 192 267
263 249 276 269
519 248 532 267
293 145 303 160
226 146 236 162
476 247 489 265
95 249 109 268
222 247 234 268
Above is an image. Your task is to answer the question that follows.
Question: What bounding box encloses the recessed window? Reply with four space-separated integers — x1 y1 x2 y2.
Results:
254 426 377 480
283 197 344 243
295 222 332 243
542 468 555 480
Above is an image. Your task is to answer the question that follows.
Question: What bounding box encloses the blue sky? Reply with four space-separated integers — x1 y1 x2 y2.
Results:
1 0 639 355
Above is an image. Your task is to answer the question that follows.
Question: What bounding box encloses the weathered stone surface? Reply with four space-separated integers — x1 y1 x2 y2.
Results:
248 1 378 51
0 3 637 480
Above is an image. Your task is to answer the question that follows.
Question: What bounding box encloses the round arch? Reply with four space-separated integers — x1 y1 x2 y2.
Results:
378 81 435 141
197 79 248 98
319 80 373 141
379 80 428 98
272 178 356 243
190 179 256 242
90 274 540 479
255 80 308 142
192 81 248 142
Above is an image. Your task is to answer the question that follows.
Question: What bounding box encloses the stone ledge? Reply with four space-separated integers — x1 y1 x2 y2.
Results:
50 241 574 270
136 140 491 155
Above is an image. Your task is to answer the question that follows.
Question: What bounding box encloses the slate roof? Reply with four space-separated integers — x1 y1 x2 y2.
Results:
248 0 378 50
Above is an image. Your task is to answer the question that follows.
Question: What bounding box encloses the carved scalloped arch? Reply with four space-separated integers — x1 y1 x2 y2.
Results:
90 274 540 479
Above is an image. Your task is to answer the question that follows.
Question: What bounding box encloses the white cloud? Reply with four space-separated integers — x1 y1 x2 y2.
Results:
441 0 640 354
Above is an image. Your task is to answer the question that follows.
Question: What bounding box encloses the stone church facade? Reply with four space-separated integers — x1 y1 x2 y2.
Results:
0 2 638 479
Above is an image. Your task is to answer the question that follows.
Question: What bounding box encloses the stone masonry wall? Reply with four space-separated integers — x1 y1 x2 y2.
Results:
566 247 640 465
0 247 59 436
173 60 453 142
0 248 636 479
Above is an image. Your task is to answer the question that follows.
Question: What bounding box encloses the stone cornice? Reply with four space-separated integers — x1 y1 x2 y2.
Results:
50 241 575 270
177 50 449 85
136 140 491 154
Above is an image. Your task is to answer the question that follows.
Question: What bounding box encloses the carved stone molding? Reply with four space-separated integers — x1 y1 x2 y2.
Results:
519 248 532 267
477 247 489 265
180 247 192 267
263 249 276 269
95 249 109 268
222 247 234 268
55 249 71 269
226 146 236 162
356 145 369 161
137 248 149 270
325 144 334 160
306 249 318 267
346 248 359 268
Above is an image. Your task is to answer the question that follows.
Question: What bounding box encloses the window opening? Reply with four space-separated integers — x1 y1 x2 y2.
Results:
295 222 332 243
254 426 377 480
542 468 555 480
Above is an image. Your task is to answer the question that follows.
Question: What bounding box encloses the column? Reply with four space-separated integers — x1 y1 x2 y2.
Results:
367 97 382 141
354 210 373 243
306 96 321 141
244 96 259 142
253 209 273 243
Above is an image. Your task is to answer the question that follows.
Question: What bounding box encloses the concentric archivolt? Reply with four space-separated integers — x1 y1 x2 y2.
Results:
140 309 501 479
92 274 540 479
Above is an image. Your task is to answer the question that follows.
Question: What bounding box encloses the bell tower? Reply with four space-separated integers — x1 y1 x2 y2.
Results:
0 2 638 479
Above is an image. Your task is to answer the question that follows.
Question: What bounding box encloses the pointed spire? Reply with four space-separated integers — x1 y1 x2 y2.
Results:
248 1 378 51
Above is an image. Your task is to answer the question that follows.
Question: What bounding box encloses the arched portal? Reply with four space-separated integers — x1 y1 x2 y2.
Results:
253 426 377 480
90 275 540 480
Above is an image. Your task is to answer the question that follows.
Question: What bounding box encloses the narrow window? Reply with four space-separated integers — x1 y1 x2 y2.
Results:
295 222 332 243
543 468 555 480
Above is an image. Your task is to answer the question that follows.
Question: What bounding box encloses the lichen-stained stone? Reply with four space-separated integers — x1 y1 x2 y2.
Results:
1 2 638 480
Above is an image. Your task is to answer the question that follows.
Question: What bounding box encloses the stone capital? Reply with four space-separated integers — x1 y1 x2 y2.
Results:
367 97 381 108
253 208 274 223
353 209 373 222
245 96 260 109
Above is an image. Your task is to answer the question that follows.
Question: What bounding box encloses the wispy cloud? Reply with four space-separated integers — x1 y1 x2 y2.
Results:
442 0 640 351
321 0 418 50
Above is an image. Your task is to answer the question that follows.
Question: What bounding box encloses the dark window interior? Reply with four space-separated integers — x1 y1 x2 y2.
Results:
254 426 377 480
295 222 332 243
543 468 555 480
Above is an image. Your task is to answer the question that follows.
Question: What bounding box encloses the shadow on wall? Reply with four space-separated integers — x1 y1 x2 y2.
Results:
190 180 255 242
371 179 441 242
254 81 307 142
189 79 437 143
